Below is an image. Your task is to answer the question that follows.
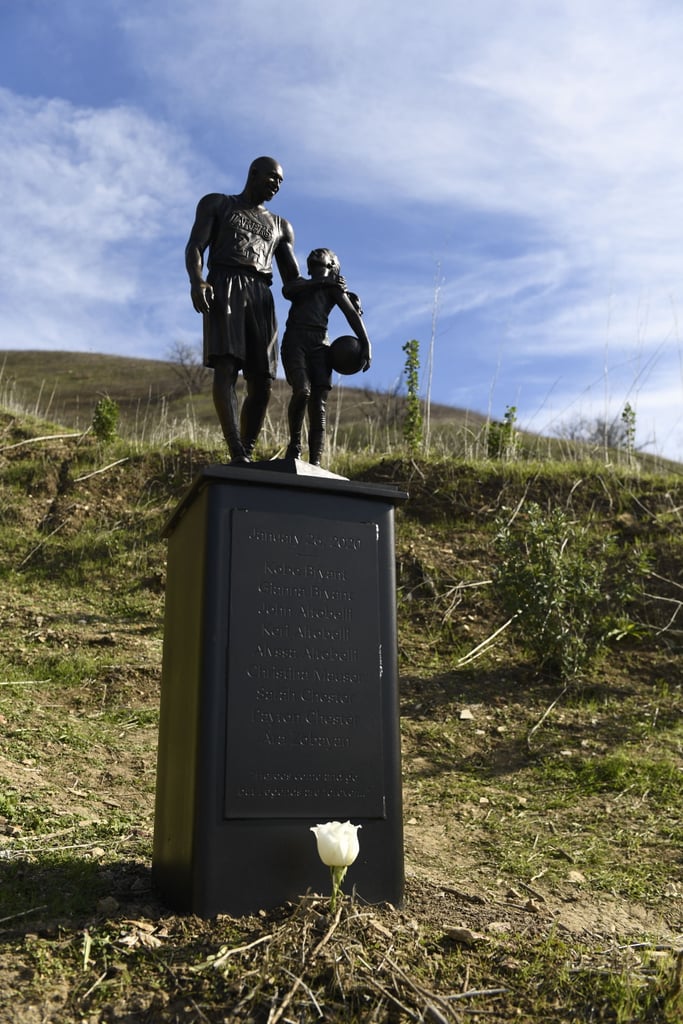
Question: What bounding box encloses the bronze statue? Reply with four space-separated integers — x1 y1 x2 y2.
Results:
185 157 300 463
281 249 371 466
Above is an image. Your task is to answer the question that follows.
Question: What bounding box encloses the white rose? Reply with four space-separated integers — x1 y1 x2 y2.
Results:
310 820 361 868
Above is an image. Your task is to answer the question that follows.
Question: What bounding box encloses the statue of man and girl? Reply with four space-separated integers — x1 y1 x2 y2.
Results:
185 156 371 467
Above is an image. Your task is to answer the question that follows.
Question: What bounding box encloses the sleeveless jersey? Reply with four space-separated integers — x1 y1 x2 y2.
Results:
206 194 284 276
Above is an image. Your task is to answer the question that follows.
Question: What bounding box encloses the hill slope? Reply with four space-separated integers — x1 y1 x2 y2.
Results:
0 411 681 1022
0 348 489 452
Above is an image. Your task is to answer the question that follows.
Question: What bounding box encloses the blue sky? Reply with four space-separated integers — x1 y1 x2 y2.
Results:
2 0 683 460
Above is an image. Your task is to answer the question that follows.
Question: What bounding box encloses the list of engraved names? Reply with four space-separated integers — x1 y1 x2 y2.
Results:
224 509 385 819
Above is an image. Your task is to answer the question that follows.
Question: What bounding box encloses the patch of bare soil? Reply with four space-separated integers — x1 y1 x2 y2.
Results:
405 858 682 944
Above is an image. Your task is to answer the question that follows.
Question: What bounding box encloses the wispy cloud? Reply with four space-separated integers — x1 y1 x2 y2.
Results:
0 87 197 351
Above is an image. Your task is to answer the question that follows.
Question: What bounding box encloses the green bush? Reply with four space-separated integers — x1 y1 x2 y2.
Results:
492 502 648 680
401 339 422 452
487 405 519 460
91 396 120 442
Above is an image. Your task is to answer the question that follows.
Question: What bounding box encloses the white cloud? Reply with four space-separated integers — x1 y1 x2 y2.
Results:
0 87 198 349
118 2 683 323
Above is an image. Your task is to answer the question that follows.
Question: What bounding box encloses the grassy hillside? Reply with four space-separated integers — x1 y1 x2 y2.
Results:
0 349 490 457
5 348 680 471
0 405 681 1022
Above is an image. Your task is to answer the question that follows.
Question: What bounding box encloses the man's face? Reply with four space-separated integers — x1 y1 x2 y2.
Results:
251 161 283 203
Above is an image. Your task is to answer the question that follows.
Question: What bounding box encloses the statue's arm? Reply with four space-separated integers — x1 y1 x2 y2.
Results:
282 273 349 302
336 291 372 371
185 195 219 314
274 219 300 285
282 276 310 300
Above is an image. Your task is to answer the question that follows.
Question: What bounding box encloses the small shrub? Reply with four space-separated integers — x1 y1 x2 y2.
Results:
621 401 636 459
401 339 423 452
487 405 519 460
91 396 120 442
492 502 649 680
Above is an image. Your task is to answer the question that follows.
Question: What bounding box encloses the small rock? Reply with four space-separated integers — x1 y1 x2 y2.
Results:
97 896 119 915
444 926 485 946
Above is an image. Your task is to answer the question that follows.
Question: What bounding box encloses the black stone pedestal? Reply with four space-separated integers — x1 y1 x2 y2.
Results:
152 463 407 917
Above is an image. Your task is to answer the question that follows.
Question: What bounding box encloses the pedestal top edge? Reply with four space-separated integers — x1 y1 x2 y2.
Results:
162 462 408 537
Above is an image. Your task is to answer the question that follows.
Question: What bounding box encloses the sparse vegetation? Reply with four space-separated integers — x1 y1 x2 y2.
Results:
401 338 423 453
554 402 646 463
3 349 680 471
492 502 649 682
167 339 212 396
487 404 520 461
0 357 681 1023
621 401 637 460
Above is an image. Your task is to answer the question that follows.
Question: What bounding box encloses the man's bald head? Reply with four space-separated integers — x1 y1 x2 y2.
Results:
244 157 284 204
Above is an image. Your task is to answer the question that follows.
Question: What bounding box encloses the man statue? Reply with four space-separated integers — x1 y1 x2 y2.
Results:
185 157 300 463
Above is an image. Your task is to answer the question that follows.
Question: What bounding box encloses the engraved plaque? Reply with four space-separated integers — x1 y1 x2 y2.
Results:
224 509 385 818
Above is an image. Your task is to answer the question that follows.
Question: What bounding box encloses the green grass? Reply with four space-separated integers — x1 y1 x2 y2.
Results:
544 751 682 802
